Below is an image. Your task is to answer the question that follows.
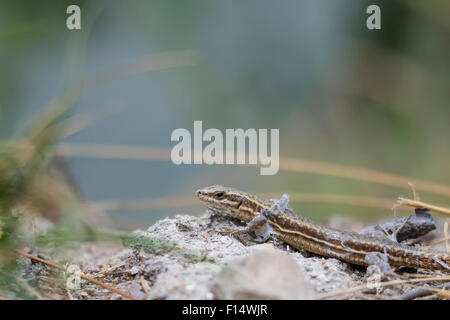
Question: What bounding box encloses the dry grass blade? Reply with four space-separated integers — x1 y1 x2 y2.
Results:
396 197 450 217
58 143 170 162
89 193 401 212
90 195 197 211
81 50 198 96
280 157 450 198
56 144 450 199
59 113 96 139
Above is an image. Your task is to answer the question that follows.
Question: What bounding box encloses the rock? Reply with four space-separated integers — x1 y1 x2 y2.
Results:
129 281 147 300
212 250 315 300
147 257 220 300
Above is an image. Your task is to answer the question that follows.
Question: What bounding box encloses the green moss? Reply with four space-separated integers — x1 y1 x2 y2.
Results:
121 234 177 255
121 233 217 263
178 251 214 264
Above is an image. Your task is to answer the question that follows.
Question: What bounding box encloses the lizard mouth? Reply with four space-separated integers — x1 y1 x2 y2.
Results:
195 189 209 203
195 189 220 208
195 187 232 213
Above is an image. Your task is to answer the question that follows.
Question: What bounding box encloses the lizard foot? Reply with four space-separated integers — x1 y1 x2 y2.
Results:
365 249 397 281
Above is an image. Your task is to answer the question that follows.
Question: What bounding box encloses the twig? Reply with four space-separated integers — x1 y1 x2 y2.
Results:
16 250 138 300
408 182 419 201
396 197 450 217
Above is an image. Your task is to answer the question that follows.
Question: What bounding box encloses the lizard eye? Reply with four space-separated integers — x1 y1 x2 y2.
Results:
215 192 225 199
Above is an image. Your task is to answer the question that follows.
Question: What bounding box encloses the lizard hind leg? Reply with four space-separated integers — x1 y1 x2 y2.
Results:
246 214 272 243
365 249 393 274
364 248 399 281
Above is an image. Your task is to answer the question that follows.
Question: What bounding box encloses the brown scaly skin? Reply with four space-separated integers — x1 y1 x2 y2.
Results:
196 185 450 271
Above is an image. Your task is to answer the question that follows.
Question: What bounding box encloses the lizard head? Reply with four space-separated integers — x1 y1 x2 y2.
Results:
195 185 265 222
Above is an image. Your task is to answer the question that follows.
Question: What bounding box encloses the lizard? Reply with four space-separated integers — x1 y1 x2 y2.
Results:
196 185 450 272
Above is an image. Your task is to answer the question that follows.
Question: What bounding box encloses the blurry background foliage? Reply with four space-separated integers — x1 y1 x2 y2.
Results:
0 0 449 232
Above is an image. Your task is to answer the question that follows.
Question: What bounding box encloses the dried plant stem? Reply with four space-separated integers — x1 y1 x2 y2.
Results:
280 157 450 198
16 250 138 300
396 197 450 217
56 143 450 199
89 193 398 212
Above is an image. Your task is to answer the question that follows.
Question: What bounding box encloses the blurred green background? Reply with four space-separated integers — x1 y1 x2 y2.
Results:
0 0 449 227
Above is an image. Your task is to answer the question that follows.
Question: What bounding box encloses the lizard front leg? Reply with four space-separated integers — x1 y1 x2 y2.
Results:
220 214 272 243
221 194 290 243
